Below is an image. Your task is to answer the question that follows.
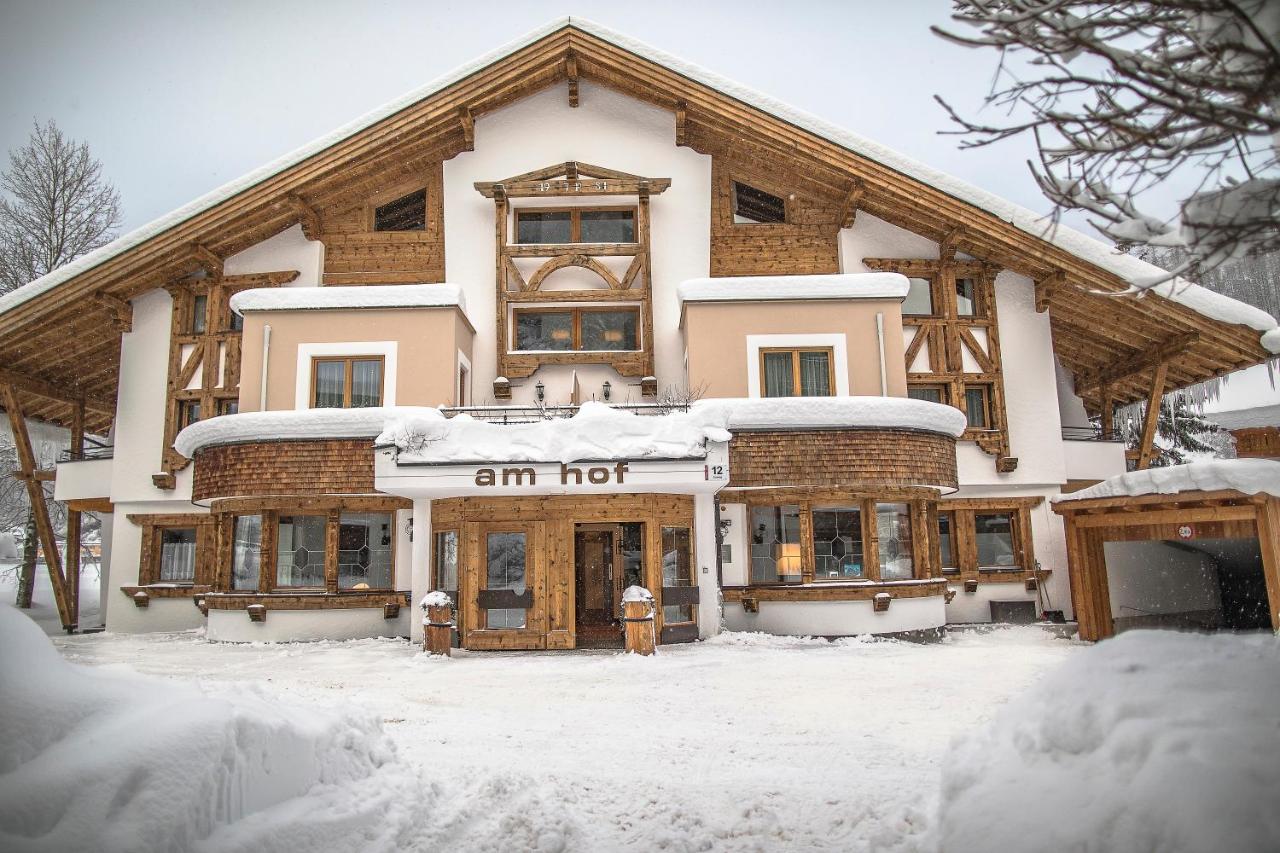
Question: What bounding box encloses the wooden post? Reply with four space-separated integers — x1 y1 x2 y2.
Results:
1099 385 1113 440
622 586 655 656
1136 362 1168 470
421 592 454 656
1 383 74 629
65 398 85 629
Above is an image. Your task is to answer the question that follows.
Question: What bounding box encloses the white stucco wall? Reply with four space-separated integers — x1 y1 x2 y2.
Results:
224 224 324 286
724 596 945 636
944 580 1040 624
207 608 411 643
443 81 712 405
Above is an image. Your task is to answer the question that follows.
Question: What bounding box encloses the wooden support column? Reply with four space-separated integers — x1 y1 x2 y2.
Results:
1 384 74 629
65 399 85 625
1257 498 1280 632
1099 385 1114 439
1136 361 1169 470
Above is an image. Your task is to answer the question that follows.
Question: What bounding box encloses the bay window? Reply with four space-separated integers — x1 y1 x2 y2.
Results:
875 503 914 580
811 506 864 581
276 515 327 588
749 505 803 583
338 511 394 590
513 307 639 352
231 515 262 591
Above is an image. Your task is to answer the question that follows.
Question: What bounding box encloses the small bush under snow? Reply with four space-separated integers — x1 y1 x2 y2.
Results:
938 630 1280 853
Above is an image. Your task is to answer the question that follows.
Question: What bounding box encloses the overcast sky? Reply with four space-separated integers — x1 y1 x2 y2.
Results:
1 0 1273 406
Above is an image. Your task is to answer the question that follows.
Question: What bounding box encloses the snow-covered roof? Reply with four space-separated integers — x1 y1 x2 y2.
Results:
4 15 1273 355
1206 403 1280 431
173 407 441 458
1054 458 1280 503
692 396 968 437
678 273 909 306
230 283 468 316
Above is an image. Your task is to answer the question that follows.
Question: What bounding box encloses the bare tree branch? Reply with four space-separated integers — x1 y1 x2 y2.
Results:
0 120 122 294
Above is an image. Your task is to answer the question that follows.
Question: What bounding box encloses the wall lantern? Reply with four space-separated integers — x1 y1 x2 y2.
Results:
535 380 545 402
602 380 612 401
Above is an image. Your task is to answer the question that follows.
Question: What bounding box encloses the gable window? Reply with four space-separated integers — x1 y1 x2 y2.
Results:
964 384 992 429
760 348 833 397
515 207 636 244
908 384 950 405
374 188 427 232
513 307 639 352
312 357 384 408
190 294 208 334
732 181 786 224
902 277 935 316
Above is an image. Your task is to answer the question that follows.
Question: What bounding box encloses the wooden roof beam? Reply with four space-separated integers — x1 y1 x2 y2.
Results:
1074 331 1200 393
0 367 114 415
1035 271 1066 313
459 107 475 151
285 194 322 240
839 179 865 229
565 51 579 107
191 243 223 279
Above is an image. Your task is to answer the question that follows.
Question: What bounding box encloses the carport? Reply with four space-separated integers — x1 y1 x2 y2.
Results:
1054 465 1280 642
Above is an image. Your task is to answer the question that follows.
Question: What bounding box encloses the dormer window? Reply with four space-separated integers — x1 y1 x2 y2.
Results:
374 188 427 232
515 207 636 244
733 181 786 224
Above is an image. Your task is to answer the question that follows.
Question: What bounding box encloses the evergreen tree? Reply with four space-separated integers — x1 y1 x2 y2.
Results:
1124 395 1226 467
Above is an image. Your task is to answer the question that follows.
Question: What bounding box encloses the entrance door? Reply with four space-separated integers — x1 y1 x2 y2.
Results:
575 525 622 648
464 521 545 650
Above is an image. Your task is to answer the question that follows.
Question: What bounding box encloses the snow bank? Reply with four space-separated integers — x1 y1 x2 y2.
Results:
378 401 730 464
693 396 967 437
1054 458 1280 502
231 283 467 316
677 273 909 305
419 591 453 609
938 630 1280 852
0 605 417 853
174 407 443 457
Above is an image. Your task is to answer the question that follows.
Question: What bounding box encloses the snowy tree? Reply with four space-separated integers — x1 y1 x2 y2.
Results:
933 1 1280 278
1118 394 1228 466
0 120 122 294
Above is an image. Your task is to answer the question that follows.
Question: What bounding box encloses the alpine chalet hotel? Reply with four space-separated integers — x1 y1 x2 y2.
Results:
4 19 1278 648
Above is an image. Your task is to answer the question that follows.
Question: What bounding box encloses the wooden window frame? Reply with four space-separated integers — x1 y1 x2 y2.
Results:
310 355 385 409
743 497 932 587
963 383 993 430
758 347 836 398
189 293 208 334
221 503 401 595
659 524 697 627
902 275 938 318
132 514 214 588
937 510 959 574
936 499 1040 582
730 180 789 225
953 275 984 319
513 205 637 245
907 382 951 405
510 306 642 353
178 399 202 430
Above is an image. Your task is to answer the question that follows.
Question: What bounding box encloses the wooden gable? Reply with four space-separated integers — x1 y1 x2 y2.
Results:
0 21 1272 433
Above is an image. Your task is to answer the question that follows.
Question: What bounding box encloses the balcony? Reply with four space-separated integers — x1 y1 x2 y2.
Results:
1061 426 1127 481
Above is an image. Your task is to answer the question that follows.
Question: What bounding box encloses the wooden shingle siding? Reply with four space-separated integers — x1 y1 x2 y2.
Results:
727 429 958 491
192 439 376 500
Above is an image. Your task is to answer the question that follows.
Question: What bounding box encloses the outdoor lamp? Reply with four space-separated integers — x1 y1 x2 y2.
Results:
535 380 545 401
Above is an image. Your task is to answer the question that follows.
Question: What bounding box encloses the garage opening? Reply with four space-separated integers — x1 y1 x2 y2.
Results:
1104 537 1269 633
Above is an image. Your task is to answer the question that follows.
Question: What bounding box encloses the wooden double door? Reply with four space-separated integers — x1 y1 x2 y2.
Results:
573 523 644 648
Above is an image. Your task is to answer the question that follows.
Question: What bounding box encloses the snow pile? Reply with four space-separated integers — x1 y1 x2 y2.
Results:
1055 458 1280 502
231 283 467 316
378 401 731 464
0 605 418 853
678 273 910 305
937 630 1280 852
174 406 444 457
693 396 967 437
418 591 453 609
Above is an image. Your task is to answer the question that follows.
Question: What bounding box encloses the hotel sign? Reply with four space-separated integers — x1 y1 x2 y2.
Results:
473 462 630 487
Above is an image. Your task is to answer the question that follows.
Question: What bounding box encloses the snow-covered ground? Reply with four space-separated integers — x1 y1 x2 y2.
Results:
0 558 102 634
3 602 1276 852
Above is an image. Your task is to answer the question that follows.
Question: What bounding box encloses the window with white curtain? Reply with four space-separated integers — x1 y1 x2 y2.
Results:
158 528 196 583
311 357 383 408
232 515 262 591
760 348 833 397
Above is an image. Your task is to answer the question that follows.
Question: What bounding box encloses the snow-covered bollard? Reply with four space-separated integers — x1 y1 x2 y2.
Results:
621 585 656 656
420 591 454 656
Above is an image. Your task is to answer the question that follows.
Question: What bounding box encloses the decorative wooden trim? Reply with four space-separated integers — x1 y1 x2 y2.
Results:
286 194 322 240
129 513 216 587
121 584 213 599
722 579 947 603
203 591 410 611
935 498 1038 584
565 51 579 107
